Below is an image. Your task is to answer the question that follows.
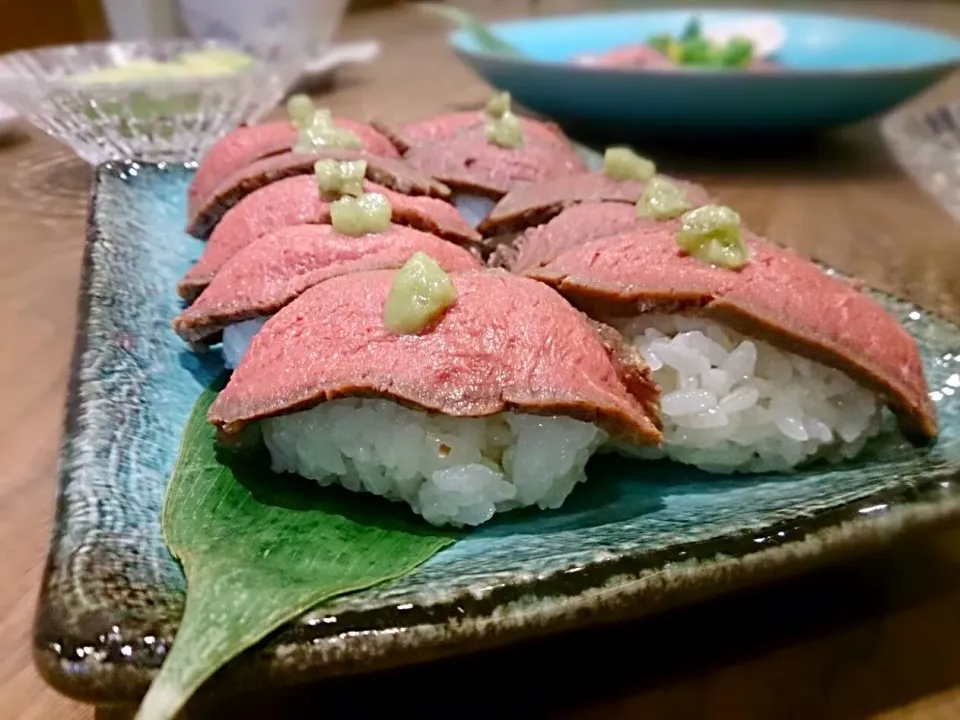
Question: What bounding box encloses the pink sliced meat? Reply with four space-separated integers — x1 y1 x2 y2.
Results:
173 224 483 344
374 111 575 153
495 202 658 273
573 45 676 69
478 171 711 236
177 176 480 302
402 123 588 199
527 227 937 444
186 149 451 239
188 119 399 222
571 45 784 71
208 268 663 446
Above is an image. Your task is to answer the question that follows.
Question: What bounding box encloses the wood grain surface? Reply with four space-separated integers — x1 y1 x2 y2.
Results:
3 1 960 718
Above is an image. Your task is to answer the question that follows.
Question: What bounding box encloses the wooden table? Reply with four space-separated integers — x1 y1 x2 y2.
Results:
3 1 960 717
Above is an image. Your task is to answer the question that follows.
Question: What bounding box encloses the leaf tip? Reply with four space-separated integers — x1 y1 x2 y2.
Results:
134 680 186 720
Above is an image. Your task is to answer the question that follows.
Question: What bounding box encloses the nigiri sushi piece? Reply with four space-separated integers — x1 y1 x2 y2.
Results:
187 147 450 239
526 206 937 473
488 172 712 271
376 108 575 154
177 159 480 303
376 93 588 228
187 96 399 231
479 149 711 237
482 149 711 266
173 223 483 368
208 263 662 526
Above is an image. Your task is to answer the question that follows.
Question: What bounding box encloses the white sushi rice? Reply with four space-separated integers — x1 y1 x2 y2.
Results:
221 317 269 369
262 398 608 527
453 193 497 229
611 314 884 473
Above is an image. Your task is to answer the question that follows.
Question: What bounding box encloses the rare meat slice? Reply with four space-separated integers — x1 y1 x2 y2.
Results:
573 45 676 69
401 123 588 199
478 171 711 236
187 149 451 238
494 202 659 273
527 228 938 444
572 45 784 71
188 120 399 222
177 175 480 302
208 268 663 445
374 110 575 154
173 224 483 345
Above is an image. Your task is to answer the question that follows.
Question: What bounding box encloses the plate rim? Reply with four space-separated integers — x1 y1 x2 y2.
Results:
449 7 960 78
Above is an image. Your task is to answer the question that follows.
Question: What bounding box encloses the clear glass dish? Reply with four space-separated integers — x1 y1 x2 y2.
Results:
0 38 305 165
883 102 960 223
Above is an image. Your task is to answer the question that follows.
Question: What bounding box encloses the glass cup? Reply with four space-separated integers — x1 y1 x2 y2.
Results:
176 0 351 59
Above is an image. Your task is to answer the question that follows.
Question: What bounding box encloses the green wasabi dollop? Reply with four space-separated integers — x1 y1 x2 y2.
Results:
330 192 392 236
286 93 317 130
485 91 512 119
675 204 749 269
603 146 656 182
315 159 367 200
383 251 458 334
637 176 692 220
288 95 362 153
485 112 523 149
483 90 524 149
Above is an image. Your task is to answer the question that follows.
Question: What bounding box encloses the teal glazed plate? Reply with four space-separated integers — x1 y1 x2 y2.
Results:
36 161 960 704
449 9 960 138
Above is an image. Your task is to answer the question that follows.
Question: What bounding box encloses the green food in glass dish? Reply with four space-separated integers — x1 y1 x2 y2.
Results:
68 48 257 139
70 48 255 84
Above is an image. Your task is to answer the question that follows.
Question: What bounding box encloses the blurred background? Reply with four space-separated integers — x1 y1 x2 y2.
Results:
0 0 388 51
7 0 952 51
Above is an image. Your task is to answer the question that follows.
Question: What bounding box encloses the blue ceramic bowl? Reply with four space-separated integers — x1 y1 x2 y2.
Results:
450 9 960 137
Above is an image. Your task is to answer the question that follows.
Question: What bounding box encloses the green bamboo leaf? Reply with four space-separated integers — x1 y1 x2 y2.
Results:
415 3 522 56
135 379 460 720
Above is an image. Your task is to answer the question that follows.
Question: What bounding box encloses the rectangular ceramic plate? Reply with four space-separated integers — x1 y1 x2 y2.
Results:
36 162 960 705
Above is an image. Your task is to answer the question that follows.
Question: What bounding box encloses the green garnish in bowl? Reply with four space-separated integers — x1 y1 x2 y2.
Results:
648 18 757 68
